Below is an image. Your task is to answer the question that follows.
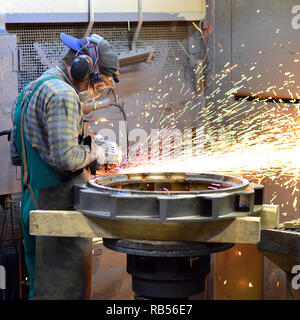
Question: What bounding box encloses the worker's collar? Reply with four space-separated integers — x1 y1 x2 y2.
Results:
57 62 72 82
56 62 80 93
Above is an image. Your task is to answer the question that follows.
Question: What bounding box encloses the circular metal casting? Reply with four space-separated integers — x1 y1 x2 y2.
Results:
89 171 250 195
75 171 263 222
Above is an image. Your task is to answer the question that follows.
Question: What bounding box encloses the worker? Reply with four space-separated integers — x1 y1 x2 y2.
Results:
10 32 120 299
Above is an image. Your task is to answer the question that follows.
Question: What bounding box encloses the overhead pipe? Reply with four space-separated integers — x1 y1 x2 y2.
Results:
85 0 94 37
131 0 143 51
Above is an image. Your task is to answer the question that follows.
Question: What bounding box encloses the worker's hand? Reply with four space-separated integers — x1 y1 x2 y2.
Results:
82 134 106 168
91 135 106 165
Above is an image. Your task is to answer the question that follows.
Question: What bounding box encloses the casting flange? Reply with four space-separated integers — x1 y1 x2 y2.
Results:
74 172 263 222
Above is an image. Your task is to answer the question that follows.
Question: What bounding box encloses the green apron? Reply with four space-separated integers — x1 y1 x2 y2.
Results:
14 76 66 299
14 76 92 300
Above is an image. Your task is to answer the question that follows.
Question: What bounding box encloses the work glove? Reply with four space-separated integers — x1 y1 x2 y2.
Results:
82 135 106 173
91 135 106 165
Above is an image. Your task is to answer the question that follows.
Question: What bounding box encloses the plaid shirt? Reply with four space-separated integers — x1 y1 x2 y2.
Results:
11 64 92 174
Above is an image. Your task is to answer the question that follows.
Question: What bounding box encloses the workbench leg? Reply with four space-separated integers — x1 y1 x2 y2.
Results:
33 236 92 300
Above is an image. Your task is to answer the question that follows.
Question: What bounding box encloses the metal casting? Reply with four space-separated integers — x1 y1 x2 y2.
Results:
75 172 263 222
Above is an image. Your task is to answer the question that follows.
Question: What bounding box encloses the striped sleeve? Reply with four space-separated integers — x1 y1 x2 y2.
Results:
45 89 92 172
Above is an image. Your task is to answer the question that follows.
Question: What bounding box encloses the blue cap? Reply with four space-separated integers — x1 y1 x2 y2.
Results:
60 33 82 52
60 32 120 82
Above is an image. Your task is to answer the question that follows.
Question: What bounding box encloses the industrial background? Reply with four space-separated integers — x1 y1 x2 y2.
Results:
0 0 299 300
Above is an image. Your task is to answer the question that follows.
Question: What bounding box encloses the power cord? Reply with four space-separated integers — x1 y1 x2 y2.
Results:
108 88 129 159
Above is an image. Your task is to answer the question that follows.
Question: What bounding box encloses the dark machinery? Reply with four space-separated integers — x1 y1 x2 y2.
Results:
75 172 263 299
103 239 233 299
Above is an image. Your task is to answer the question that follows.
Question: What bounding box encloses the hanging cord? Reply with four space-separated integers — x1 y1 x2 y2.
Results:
108 88 129 159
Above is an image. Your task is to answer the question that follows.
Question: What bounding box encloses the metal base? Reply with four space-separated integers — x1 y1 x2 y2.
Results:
103 239 233 299
128 254 210 299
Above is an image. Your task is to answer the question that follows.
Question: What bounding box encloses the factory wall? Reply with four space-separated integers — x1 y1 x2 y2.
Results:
0 33 21 195
2 0 206 22
207 0 299 300
205 0 299 223
1 0 205 14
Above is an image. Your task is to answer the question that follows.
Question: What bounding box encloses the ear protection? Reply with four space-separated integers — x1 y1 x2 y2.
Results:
70 34 104 83
70 55 93 82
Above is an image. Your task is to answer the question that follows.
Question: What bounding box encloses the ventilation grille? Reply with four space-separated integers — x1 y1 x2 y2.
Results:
6 22 193 92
